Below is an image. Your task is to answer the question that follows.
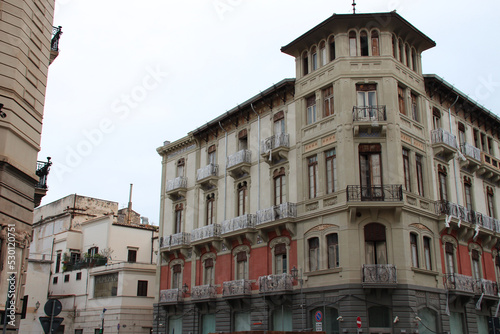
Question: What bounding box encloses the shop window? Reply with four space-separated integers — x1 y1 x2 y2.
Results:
234 312 251 331
417 308 438 334
272 308 292 331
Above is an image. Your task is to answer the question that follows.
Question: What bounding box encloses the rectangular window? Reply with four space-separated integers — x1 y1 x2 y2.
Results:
474 129 480 149
53 276 58 284
70 252 81 265
458 123 466 147
88 246 99 257
175 204 183 233
274 244 287 275
488 137 494 155
445 242 455 274
274 118 285 135
472 250 481 280
464 181 473 212
172 264 182 289
308 238 319 272
359 144 382 200
64 274 70 283
274 172 286 205
302 55 308 76
308 156 318 198
411 93 418 121
416 155 424 196
137 280 148 296
306 96 316 125
329 38 336 61
323 86 334 117
438 172 448 201
208 145 216 165
410 233 419 268
204 258 214 285
237 183 247 216
238 129 248 150
403 148 411 191
327 234 339 268
432 108 441 130
75 330 83 334
481 133 487 152
55 252 61 273
206 194 215 225
236 252 247 280
487 189 495 218
94 273 118 298
371 32 380 56
127 249 137 263
177 158 185 177
76 272 82 281
423 237 432 270
398 86 406 115
325 149 337 194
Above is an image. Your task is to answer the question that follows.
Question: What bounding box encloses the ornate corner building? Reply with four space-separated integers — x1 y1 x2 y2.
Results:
155 12 500 334
0 1 58 331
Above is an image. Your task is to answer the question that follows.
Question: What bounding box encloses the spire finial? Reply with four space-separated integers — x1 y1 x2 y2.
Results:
352 0 356 14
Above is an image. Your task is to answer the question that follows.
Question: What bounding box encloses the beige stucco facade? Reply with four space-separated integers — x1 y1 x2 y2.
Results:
20 195 159 334
0 1 58 331
155 12 500 334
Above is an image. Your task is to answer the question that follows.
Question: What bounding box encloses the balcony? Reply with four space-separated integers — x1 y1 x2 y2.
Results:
161 232 191 249
34 157 52 207
221 214 256 241
460 143 481 170
49 26 62 65
362 264 397 287
261 133 290 164
444 273 475 295
159 289 184 304
258 274 293 294
222 279 252 298
478 152 500 182
196 163 219 190
435 200 499 236
227 149 251 178
191 224 222 250
191 284 217 301
347 185 402 202
352 106 387 137
476 279 499 297
431 128 457 160
166 176 187 200
256 203 297 236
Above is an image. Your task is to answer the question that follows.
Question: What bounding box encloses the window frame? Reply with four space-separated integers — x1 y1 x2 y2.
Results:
402 148 411 191
325 149 337 194
206 193 215 225
308 156 319 198
273 168 286 205
137 280 148 297
308 237 320 272
237 182 248 216
306 95 317 125
410 233 419 268
323 86 334 117
174 203 183 234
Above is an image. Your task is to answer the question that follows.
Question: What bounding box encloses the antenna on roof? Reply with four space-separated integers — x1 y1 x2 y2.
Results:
352 0 356 14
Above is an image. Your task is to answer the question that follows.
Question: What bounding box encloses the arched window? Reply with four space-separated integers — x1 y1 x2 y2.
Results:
417 308 438 334
174 203 183 233
302 51 309 76
371 31 380 56
392 35 397 58
171 262 183 289
410 232 419 267
329 36 336 61
308 237 320 271
364 223 387 264
319 41 327 66
349 31 357 56
487 186 495 218
405 43 411 67
463 176 472 212
411 48 417 71
360 31 369 56
311 46 318 70
206 193 215 225
177 158 185 177
327 233 339 268
237 182 247 216
208 145 216 165
399 39 404 63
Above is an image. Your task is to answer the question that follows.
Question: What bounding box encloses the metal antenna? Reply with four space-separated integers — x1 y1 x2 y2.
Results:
352 0 356 14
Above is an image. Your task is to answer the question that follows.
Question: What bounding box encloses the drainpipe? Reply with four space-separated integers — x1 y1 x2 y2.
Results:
219 122 228 220
251 103 261 211
448 95 460 204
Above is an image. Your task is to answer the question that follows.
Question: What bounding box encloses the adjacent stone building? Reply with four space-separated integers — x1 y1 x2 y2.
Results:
155 11 500 334
20 194 159 334
0 1 59 331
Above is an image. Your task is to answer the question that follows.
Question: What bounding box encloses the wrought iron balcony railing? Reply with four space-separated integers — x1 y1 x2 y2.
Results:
362 264 397 284
221 214 256 235
431 128 457 149
258 273 293 293
346 185 402 202
227 149 252 169
435 200 499 233
191 284 217 300
222 279 252 297
159 289 183 303
476 278 499 297
196 163 218 181
460 143 481 161
444 273 475 294
256 202 297 226
352 105 387 122
51 26 62 51
166 176 187 192
191 224 221 243
161 232 191 248
35 158 52 189
261 133 290 152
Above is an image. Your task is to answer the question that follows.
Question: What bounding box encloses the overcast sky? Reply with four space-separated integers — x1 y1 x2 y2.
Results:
39 0 500 224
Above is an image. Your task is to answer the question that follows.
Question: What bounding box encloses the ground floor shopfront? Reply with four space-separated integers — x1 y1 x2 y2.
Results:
153 284 500 334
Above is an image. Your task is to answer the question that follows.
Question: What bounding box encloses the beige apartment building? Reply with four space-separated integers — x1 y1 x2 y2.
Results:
0 0 58 332
20 194 159 334
155 11 500 334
